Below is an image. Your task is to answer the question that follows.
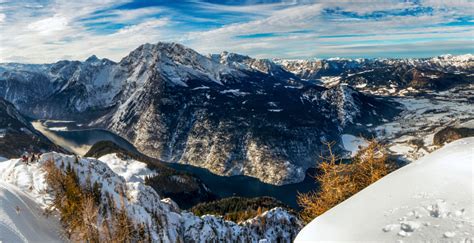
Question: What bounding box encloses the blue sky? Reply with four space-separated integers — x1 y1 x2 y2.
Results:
0 0 473 63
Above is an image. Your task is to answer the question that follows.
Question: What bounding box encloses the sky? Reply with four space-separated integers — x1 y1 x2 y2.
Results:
0 0 473 63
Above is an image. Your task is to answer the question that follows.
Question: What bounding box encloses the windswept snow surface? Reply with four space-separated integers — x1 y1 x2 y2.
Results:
0 182 63 242
296 138 474 242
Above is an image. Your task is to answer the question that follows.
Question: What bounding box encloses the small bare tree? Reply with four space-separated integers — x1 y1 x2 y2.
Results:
298 140 393 224
79 196 100 242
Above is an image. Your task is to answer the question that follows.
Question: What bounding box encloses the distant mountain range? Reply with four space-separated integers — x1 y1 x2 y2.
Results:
0 42 472 185
276 54 473 91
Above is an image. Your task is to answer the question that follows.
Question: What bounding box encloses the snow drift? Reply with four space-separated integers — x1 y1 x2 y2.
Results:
296 137 474 242
0 182 63 242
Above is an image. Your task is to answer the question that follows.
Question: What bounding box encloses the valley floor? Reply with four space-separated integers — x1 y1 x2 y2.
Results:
371 85 474 161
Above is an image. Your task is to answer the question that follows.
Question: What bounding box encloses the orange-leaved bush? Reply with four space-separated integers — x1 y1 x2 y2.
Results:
298 140 394 224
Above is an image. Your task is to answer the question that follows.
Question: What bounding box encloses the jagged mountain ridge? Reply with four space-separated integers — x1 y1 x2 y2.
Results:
275 54 474 93
0 57 120 119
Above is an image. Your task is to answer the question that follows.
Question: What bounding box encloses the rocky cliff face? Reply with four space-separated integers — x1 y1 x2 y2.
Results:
0 42 406 185
95 43 399 185
0 57 120 120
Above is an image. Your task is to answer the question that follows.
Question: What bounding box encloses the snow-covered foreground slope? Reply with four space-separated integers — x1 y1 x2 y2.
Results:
0 152 301 242
296 138 474 242
0 182 63 242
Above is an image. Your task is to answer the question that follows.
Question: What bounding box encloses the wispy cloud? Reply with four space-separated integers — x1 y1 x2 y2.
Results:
28 14 68 35
0 13 6 23
0 0 472 63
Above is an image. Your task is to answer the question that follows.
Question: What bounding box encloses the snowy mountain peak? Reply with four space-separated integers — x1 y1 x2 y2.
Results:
210 51 296 77
430 54 474 68
85 55 99 62
214 51 251 63
438 53 474 60
276 53 473 82
128 42 200 61
119 41 242 88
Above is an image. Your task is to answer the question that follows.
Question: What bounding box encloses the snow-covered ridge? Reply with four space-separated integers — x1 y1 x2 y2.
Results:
296 138 474 242
8 43 467 117
213 51 293 77
0 152 301 242
275 54 473 81
275 54 473 67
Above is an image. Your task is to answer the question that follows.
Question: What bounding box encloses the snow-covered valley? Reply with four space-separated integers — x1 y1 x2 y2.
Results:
371 84 474 162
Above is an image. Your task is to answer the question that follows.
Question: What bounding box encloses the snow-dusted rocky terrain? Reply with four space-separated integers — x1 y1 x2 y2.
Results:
276 54 473 92
277 55 474 162
295 137 474 242
0 151 302 242
374 85 474 161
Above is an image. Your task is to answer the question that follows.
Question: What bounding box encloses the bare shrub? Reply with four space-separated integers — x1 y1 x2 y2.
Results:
298 140 394 224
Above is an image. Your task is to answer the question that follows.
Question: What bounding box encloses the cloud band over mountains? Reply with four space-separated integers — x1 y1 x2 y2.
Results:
0 0 472 63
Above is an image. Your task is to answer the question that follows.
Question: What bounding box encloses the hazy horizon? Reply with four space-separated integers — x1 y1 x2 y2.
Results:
1 41 472 65
1 0 473 63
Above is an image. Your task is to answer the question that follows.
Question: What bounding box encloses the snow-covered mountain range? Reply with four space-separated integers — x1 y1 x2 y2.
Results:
276 54 473 94
0 42 402 185
0 42 472 185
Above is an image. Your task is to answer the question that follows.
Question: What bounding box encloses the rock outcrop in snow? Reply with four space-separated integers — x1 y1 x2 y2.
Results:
0 152 302 242
295 138 474 242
